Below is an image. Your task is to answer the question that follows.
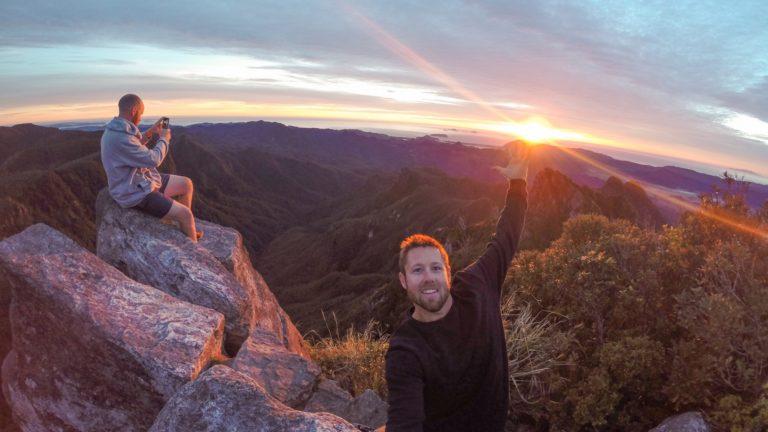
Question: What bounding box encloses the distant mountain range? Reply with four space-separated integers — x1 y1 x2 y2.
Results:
41 120 768 209
1 120 766 334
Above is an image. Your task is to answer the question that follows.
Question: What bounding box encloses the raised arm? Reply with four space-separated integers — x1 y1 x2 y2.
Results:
139 118 164 146
115 135 169 168
461 142 530 298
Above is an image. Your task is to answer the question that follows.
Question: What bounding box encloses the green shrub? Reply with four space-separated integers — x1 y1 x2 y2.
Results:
503 183 768 431
505 214 678 429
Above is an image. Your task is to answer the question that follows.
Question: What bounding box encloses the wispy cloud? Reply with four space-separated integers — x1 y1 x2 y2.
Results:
0 0 766 177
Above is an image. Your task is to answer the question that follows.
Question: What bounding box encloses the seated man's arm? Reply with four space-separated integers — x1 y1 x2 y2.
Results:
384 348 425 432
139 120 162 146
462 144 529 297
116 133 169 168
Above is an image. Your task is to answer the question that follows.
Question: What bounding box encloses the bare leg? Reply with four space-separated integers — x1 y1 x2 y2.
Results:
161 175 202 240
162 201 198 242
163 174 194 210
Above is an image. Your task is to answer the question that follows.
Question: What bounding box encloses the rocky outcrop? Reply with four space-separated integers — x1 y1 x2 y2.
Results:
197 219 309 358
0 271 17 431
231 330 321 409
149 365 358 432
305 379 387 429
0 224 225 432
96 190 308 358
0 202 387 431
94 192 389 427
96 189 255 353
649 412 710 432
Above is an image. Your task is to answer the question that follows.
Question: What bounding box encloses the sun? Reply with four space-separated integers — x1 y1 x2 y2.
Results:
485 116 590 144
514 117 559 143
499 117 560 144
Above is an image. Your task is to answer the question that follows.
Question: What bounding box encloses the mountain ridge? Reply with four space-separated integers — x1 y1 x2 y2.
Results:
0 121 765 335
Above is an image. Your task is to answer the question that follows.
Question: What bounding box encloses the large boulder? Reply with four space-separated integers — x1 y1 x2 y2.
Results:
649 412 710 432
96 189 254 353
0 224 225 432
197 220 309 358
305 379 387 429
231 330 321 409
0 272 18 431
149 365 358 432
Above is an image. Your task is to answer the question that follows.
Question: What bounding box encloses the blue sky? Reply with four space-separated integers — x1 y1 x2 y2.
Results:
1 0 767 180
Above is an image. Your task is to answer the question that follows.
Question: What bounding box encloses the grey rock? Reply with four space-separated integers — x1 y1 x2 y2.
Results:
348 389 387 429
305 379 387 429
149 365 358 432
232 330 321 408
197 220 309 358
96 189 254 353
649 411 710 432
305 379 355 416
0 224 225 432
0 271 18 431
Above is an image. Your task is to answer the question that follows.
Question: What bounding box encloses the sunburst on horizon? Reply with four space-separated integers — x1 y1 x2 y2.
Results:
483 116 597 145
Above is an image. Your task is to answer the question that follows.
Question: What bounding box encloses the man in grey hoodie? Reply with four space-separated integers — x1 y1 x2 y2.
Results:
100 94 201 242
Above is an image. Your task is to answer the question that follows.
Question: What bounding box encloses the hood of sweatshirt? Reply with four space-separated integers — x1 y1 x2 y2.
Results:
105 117 141 138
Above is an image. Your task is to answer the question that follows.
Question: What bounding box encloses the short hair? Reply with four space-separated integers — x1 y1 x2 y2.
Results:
118 94 142 114
398 234 450 274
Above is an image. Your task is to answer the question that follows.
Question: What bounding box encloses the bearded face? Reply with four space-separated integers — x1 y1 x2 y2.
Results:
131 102 144 127
399 246 452 322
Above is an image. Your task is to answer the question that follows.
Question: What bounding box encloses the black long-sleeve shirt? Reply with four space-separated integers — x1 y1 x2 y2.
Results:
384 179 527 432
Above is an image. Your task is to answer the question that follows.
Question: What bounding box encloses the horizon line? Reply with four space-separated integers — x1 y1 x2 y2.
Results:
7 117 768 186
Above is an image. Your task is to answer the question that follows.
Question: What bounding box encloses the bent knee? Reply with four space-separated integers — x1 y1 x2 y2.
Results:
183 177 193 192
179 205 194 221
167 203 193 222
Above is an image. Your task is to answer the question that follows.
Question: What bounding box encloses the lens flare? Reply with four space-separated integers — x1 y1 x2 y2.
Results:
335 1 768 241
486 117 593 144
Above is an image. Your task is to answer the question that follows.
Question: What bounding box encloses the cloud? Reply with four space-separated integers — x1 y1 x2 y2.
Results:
1 0 767 175
716 76 768 121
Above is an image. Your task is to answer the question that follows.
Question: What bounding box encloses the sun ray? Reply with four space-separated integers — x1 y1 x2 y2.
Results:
335 1 768 241
556 146 768 240
334 0 514 124
334 1 614 147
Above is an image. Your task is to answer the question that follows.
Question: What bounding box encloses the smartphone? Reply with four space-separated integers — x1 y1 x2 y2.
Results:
160 117 170 129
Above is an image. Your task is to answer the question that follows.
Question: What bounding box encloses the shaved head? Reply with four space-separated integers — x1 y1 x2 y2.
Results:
118 94 143 115
118 93 144 125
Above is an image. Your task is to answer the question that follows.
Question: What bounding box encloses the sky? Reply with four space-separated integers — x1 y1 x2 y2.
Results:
1 0 767 181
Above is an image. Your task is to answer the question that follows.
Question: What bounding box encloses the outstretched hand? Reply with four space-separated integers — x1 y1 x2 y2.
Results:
493 141 531 180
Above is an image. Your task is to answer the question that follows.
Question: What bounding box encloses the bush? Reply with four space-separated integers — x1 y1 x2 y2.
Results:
505 215 679 429
307 316 389 398
501 297 573 424
502 175 768 431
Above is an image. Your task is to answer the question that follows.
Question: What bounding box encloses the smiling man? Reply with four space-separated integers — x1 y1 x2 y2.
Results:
381 143 530 432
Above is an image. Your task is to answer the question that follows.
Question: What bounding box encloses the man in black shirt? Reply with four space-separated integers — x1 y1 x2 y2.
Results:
380 143 530 432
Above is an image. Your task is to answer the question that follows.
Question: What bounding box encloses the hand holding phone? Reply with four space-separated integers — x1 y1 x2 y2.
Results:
157 126 171 142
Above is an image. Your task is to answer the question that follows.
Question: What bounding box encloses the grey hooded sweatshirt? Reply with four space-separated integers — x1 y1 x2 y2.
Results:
100 116 169 208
